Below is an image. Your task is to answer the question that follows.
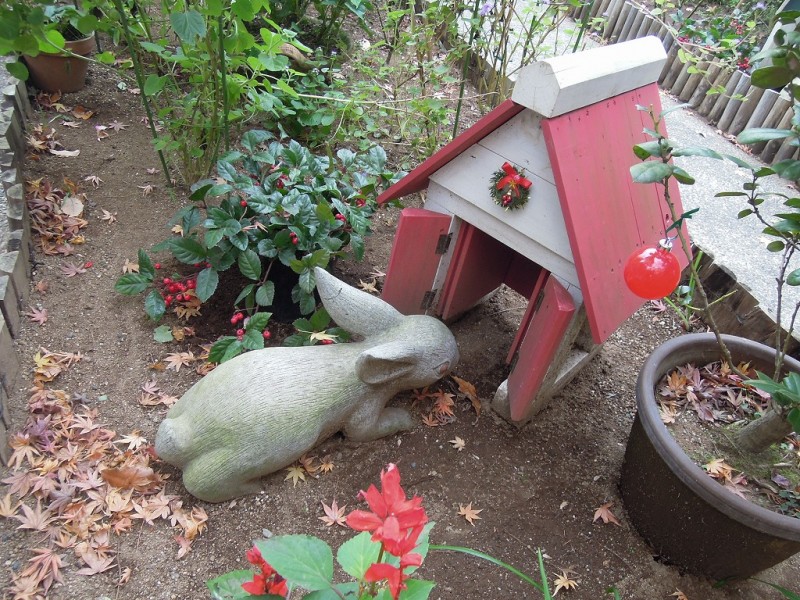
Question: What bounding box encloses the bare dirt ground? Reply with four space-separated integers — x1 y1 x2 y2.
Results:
1 63 799 600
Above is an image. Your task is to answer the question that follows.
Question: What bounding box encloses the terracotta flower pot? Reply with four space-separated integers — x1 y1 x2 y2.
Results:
620 333 800 579
24 35 94 93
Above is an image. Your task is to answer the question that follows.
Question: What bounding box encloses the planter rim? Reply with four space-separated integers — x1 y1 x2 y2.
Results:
636 332 800 541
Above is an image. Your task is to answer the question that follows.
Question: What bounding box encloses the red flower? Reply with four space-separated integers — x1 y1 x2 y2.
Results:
346 464 427 548
364 553 423 600
242 546 288 597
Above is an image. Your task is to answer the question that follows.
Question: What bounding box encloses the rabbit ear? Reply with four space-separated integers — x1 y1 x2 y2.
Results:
355 342 418 386
315 267 403 336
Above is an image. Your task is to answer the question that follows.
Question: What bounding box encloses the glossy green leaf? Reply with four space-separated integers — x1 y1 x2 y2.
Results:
751 65 794 89
196 268 219 302
137 249 155 279
241 329 264 350
171 238 207 264
630 161 673 183
238 249 262 280
255 281 275 306
144 290 166 321
6 60 29 81
738 128 793 144
246 312 271 331
115 273 151 295
256 535 334 591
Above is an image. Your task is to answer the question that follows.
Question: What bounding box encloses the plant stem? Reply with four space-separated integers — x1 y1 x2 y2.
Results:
110 0 172 187
453 0 483 139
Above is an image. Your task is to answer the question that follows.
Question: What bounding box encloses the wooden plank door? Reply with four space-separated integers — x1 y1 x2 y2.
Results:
381 208 452 315
507 276 576 422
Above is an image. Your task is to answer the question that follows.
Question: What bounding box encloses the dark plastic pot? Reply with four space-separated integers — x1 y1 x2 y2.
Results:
620 333 800 579
24 35 94 93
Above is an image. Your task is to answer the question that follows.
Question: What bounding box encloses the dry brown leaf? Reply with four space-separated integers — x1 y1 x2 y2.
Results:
449 436 466 451
122 259 139 274
49 148 81 158
14 501 56 531
35 280 49 295
592 502 621 526
299 454 320 474
452 374 481 416
100 209 117 223
61 262 87 277
285 465 306 486
117 566 132 586
458 502 482 525
175 535 192 559
0 493 20 517
20 547 64 592
421 412 440 427
704 458 733 480
171 223 184 235
71 105 94 120
23 306 48 325
358 279 379 294
318 456 335 473
101 465 158 490
138 184 154 196
553 571 578 595
83 174 103 187
319 499 347 527
432 391 455 417
671 590 689 600
114 431 148 451
164 351 196 372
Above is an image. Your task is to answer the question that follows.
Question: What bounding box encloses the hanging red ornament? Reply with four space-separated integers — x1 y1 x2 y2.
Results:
623 239 681 300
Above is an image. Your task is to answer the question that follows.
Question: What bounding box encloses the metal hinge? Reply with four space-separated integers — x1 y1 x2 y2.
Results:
509 352 519 373
533 287 546 312
435 233 452 255
420 290 437 311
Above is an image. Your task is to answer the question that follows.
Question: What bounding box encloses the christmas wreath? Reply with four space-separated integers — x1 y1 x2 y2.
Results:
490 162 532 210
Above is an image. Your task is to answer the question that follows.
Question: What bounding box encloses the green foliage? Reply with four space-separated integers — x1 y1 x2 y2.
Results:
116 131 400 355
284 308 352 347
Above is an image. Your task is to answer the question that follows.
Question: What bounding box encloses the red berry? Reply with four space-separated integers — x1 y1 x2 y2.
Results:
240 200 247 207
205 262 211 268
263 330 271 340
84 261 93 268
177 283 186 292
165 294 174 305
154 263 161 269
163 277 171 285
321 339 334 345
292 238 299 245
356 199 365 207
187 279 196 290
230 316 238 324
335 214 346 222
276 180 284 189
236 328 244 336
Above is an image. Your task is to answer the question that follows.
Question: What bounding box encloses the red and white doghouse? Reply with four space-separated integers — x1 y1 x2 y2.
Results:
377 36 689 423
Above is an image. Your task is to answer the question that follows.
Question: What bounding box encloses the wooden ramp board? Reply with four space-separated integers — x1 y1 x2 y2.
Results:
507 276 575 422
381 208 452 315
542 82 689 344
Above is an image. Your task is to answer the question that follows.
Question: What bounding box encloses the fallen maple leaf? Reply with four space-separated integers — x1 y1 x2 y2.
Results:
100 209 117 223
71 105 94 120
299 454 320 474
61 120 80 128
117 566 132 586
83 174 103 187
432 391 455 417
319 499 347 527
358 279 379 294
114 431 148 451
553 571 578 595
704 458 733 480
171 223 183 235
14 501 56 531
449 436 466 451
75 551 115 576
101 465 158 490
95 125 109 141
60 195 84 217
458 502 482 525
318 456 335 473
108 120 128 132
285 465 306 486
671 590 689 600
146 167 158 174
421 412 440 427
175 535 192 559
122 259 139 273
23 306 48 325
60 262 87 277
20 547 64 592
138 184 154 196
164 351 196 372
0 493 20 517
35 280 49 295
452 374 481 416
592 502 621 526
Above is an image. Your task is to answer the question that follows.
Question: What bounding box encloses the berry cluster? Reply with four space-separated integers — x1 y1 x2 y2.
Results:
289 231 299 245
230 311 271 341
160 276 197 307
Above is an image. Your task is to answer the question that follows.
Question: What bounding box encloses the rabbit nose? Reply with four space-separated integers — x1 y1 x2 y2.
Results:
437 361 450 375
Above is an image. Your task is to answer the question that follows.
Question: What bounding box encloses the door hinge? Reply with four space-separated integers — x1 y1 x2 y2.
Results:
435 233 452 255
533 288 546 312
420 290 437 311
509 352 519 373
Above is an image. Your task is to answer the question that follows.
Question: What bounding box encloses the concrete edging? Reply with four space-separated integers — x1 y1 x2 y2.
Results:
0 72 32 466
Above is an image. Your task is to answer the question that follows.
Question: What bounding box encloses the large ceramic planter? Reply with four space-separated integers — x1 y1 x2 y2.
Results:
620 333 800 579
24 35 94 93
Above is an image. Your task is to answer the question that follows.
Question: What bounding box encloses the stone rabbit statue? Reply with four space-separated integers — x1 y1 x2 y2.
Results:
155 267 459 502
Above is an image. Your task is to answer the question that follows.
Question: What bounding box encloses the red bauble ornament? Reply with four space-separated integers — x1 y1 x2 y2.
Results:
623 241 681 300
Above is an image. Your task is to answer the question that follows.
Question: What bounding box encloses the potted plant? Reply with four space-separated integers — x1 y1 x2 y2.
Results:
0 0 102 91
619 8 800 579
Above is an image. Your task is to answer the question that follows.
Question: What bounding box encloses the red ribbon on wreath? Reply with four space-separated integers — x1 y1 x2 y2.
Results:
496 162 532 197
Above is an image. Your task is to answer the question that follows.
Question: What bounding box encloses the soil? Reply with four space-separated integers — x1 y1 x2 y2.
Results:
2 63 800 600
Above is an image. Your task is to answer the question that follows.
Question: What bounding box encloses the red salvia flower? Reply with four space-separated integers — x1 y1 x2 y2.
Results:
242 546 288 597
364 552 423 600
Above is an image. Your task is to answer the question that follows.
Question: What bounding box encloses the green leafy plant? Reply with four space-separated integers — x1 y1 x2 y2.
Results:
283 307 351 347
0 0 114 80
207 464 621 599
115 130 401 342
629 8 800 455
